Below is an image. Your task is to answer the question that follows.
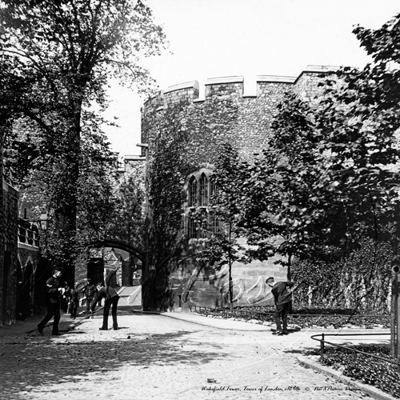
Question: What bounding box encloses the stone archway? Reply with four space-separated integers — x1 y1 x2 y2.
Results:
87 239 146 308
87 239 145 284
88 239 145 262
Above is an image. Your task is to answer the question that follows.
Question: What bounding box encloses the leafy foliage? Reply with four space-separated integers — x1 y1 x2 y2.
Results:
108 164 146 250
143 98 240 309
234 13 400 278
320 345 400 398
188 144 248 266
0 0 166 283
238 92 340 277
292 238 393 312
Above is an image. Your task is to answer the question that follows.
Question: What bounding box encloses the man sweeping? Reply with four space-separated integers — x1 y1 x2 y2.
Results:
266 276 295 335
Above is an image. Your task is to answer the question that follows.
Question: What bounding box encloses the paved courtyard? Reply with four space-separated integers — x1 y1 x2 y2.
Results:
0 312 377 400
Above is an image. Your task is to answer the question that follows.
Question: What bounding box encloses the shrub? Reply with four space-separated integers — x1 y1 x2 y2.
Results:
320 345 400 398
292 239 393 312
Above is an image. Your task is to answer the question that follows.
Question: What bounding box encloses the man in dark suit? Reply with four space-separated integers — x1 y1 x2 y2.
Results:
266 276 295 335
37 269 69 336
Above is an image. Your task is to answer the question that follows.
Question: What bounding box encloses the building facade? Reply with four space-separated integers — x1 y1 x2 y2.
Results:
1 165 48 325
141 66 335 310
16 218 43 320
0 167 19 325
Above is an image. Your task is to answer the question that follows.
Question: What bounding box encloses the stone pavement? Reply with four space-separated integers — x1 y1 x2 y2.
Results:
0 310 391 400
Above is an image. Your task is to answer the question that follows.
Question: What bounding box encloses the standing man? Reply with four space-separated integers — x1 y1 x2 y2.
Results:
38 269 69 336
266 276 294 336
90 273 120 331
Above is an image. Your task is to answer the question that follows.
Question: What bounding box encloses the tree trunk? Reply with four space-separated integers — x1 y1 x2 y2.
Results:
53 105 81 287
228 222 233 311
228 261 233 312
391 269 398 357
141 259 155 311
287 253 292 281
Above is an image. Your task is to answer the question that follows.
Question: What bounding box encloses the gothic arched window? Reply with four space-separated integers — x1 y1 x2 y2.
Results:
210 177 216 205
188 176 197 207
199 173 208 206
187 216 197 239
186 169 215 239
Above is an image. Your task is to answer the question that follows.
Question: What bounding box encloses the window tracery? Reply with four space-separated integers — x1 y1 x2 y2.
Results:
185 169 219 239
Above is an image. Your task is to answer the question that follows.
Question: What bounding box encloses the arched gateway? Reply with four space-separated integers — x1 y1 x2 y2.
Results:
86 239 146 308
87 239 145 262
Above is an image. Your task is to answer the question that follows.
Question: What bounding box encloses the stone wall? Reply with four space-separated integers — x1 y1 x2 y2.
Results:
169 245 287 310
17 243 42 319
141 65 337 310
142 66 335 162
0 177 19 325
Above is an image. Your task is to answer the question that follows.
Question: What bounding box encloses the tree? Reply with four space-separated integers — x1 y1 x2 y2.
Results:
316 13 400 245
314 70 400 248
239 92 340 279
108 164 146 249
239 8 400 277
188 143 248 310
0 0 166 284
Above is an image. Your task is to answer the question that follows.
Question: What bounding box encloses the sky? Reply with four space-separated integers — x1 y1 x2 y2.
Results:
104 0 400 157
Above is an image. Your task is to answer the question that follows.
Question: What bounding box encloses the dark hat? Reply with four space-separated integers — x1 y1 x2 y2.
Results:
266 276 275 283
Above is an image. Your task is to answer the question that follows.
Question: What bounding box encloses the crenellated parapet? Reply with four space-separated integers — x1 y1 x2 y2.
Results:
164 80 199 106
141 65 338 160
142 65 338 113
204 76 244 99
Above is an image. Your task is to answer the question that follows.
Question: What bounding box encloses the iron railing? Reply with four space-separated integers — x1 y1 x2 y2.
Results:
311 332 395 365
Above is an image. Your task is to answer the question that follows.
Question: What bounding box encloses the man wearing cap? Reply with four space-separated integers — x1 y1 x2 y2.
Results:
266 276 294 335
37 269 69 336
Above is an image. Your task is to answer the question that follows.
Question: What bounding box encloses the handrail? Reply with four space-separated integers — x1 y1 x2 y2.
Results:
311 332 395 365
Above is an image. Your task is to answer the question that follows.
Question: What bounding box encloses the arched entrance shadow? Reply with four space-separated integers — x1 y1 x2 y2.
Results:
86 239 148 309
16 261 33 320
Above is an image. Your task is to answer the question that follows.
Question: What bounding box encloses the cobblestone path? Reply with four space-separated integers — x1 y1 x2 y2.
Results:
0 314 370 400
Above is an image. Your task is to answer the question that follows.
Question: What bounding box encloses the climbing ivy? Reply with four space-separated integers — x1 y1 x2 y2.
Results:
292 238 393 312
143 97 240 310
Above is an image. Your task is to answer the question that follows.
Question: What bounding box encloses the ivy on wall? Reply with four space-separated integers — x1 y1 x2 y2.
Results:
143 97 240 310
292 238 393 312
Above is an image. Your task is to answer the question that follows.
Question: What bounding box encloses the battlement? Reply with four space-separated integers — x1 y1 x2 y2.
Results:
143 65 339 112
